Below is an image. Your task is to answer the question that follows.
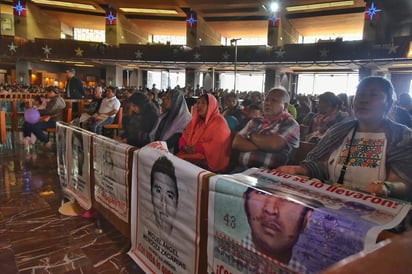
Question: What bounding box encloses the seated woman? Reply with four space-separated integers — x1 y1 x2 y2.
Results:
222 92 245 130
115 92 159 147
177 93 231 173
149 89 191 154
277 77 412 201
301 91 350 143
23 86 66 149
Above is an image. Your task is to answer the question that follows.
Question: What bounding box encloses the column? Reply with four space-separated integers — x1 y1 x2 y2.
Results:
13 0 28 39
105 7 119 46
16 60 31 85
186 10 198 48
185 9 221 47
363 0 388 43
128 69 139 88
267 12 281 47
105 65 123 87
359 66 372 80
185 68 195 90
264 68 281 92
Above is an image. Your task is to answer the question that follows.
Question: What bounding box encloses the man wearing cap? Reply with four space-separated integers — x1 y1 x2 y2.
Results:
65 68 85 99
22 86 66 150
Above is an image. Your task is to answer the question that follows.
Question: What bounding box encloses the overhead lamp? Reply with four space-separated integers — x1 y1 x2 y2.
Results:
270 2 279 13
286 0 354 12
31 0 96 10
74 64 95 67
119 8 178 15
391 62 412 68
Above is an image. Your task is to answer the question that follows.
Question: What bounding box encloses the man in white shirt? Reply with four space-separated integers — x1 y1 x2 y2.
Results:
83 87 120 134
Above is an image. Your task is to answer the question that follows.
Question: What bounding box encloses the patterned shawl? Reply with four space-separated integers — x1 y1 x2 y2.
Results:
302 119 412 184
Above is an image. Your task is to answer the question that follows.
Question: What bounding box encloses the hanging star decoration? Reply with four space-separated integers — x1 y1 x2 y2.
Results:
8 42 18 54
275 47 285 58
364 2 381 21
193 52 201 60
387 43 399 54
319 48 329 58
13 0 27 16
74 47 84 57
268 14 280 27
42 45 51 58
186 13 197 28
222 52 230 61
135 50 143 59
105 10 117 25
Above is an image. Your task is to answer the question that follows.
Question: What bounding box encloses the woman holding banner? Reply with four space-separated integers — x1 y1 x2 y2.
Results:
278 77 412 202
177 93 231 173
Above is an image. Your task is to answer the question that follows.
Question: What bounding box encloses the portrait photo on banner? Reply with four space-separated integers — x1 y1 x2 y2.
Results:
130 146 207 274
56 123 69 188
66 126 92 210
208 168 411 274
209 176 322 274
93 136 131 222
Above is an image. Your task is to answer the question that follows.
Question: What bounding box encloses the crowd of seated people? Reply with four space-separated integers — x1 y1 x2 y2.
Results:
5 76 412 204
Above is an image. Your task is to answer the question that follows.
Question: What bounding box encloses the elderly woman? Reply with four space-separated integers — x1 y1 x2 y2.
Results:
149 89 192 154
278 77 412 201
177 93 231 173
301 91 350 143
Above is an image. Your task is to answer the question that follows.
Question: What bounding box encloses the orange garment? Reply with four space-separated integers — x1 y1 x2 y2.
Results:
177 94 231 172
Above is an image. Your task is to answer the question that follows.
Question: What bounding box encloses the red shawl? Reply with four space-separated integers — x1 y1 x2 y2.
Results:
178 94 231 172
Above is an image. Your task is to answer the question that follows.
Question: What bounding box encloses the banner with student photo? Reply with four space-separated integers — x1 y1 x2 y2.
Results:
64 126 93 210
207 168 411 274
56 122 69 189
93 135 133 223
208 174 300 274
128 142 211 274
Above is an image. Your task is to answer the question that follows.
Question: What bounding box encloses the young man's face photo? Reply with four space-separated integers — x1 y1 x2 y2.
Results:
246 190 308 255
151 172 178 233
72 134 84 176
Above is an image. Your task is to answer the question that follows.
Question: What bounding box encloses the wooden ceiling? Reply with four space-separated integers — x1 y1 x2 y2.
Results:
10 0 408 40
20 0 374 38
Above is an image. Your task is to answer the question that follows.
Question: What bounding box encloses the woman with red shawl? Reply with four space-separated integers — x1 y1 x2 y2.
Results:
177 93 231 172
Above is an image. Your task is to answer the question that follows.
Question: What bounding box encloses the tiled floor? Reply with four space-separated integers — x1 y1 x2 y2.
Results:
0 133 143 273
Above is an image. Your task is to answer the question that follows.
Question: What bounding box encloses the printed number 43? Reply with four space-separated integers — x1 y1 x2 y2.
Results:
224 214 236 229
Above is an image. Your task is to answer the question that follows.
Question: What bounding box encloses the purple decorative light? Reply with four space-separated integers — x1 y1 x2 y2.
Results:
269 14 280 26
105 11 116 25
186 14 197 27
364 2 381 20
13 0 27 16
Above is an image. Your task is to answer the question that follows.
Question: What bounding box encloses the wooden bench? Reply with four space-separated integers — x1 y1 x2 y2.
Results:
46 107 72 137
288 141 316 165
103 107 123 137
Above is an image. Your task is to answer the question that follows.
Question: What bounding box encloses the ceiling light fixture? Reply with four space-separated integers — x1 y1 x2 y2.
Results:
270 2 279 12
31 0 96 10
119 8 178 15
286 0 354 12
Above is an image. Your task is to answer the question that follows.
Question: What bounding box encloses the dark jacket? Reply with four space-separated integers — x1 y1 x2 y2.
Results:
66 76 85 99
